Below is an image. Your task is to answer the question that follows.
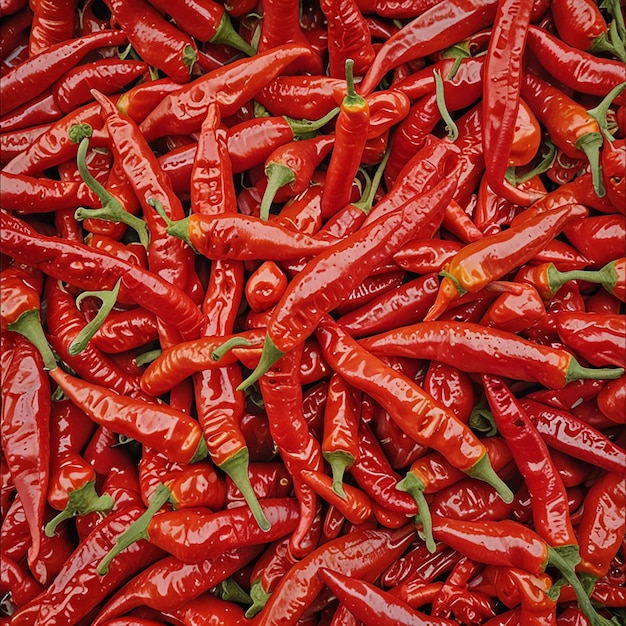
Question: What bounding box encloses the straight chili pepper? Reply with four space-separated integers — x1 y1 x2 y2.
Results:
424 202 589 319
0 29 127 117
359 0 498 95
139 44 318 141
321 59 370 220
255 526 415 626
236 173 457 389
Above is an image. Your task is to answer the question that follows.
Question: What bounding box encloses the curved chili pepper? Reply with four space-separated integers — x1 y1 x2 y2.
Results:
551 0 626 62
255 526 415 626
526 26 626 100
319 567 457 626
359 0 497 95
425 202 589 319
482 376 577 555
321 60 370 220
238 174 456 389
0 29 127 117
555 312 626 368
98 494 299 573
147 0 255 54
577 470 626 591
139 44 318 141
361 320 624 389
0 336 50 567
53 59 148 114
522 71 606 197
519 398 626 474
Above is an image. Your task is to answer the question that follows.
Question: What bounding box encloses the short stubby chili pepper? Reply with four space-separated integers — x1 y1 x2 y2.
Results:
360 320 624 389
424 202 589 319
98 491 299 573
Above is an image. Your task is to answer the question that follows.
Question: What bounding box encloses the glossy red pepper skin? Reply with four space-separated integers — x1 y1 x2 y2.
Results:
0 29 127 117
601 139 625 212
359 0 498 95
92 546 262 625
577 471 626 582
563 214 626 269
0 5 32 61
0 554 44 610
255 526 415 626
139 44 317 141
28 0 77 55
0 336 50 567
597 375 626 424
1 495 35 564
520 398 626 475
555 312 626 368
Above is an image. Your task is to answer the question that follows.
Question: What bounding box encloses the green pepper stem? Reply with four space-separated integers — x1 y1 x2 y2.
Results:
72 131 150 248
97 483 172 576
602 0 626 41
285 107 340 137
237 335 285 391
587 81 626 140
323 451 355 500
7 309 57 371
468 407 499 437
352 144 391 216
565 358 624 384
148 198 194 251
68 279 121 356
506 139 557 185
134 349 162 367
45 481 114 537
433 69 458 141
467 453 514 504
575 131 605 198
183 44 197 76
211 12 257 56
343 59 360 104
547 260 620 296
590 20 626 64
396 472 435 553
245 579 271 618
211 336 252 361
547 545 611 626
219 448 271 531
260 163 296 221
219 577 252 604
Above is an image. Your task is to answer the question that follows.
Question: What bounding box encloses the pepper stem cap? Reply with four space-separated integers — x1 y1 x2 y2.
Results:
396 472 435 553
237 334 285 391
323 451 355 500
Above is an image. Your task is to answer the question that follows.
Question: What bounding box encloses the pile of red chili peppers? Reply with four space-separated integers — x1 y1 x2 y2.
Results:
1 0 626 625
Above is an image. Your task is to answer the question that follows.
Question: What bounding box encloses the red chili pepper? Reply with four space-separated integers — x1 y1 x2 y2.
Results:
0 335 50 567
597 375 626 424
563 214 626 269
321 60 370 220
526 26 626 101
0 554 44 611
0 124 51 167
238 174 457 389
519 398 626 474
139 44 318 141
359 0 498 95
0 5 32 61
1 494 31 564
601 138 625 212
98 494 299 573
555 312 626 368
147 0 255 54
551 0 626 62
255 526 415 625
0 89 64 132
320 566 457 626
28 0 77 55
53 59 148 114
479 281 546 334
0 29 127 117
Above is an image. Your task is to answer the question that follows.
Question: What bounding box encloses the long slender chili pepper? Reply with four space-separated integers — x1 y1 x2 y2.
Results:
519 398 626 474
424 202 589 319
236 173 457 389
321 59 370 220
255 526 415 626
361 320 624 388
482 376 578 556
359 0 498 95
319 567 457 626
482 0 539 206
0 336 50 567
139 44 318 141
0 29 127 117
